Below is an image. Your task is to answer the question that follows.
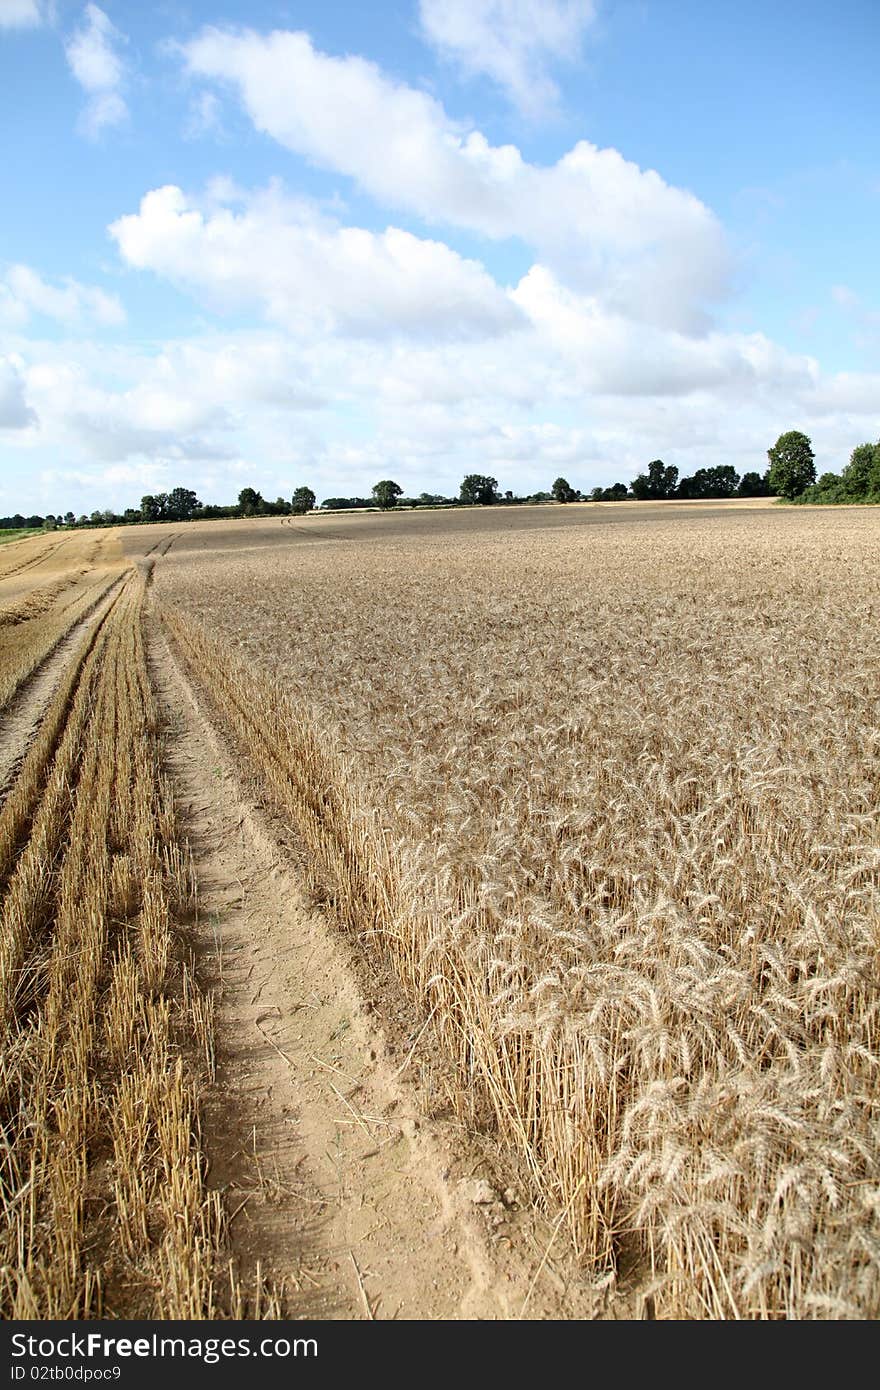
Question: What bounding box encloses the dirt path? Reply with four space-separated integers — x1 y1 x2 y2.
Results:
0 570 129 801
148 612 602 1321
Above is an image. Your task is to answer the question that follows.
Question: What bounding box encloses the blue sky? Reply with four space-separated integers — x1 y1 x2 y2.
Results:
1 0 878 514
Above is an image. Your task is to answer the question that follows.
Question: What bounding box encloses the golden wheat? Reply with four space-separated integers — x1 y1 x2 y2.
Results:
158 505 880 1318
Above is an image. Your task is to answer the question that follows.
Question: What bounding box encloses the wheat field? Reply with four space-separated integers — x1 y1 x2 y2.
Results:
1 505 878 1319
155 503 880 1318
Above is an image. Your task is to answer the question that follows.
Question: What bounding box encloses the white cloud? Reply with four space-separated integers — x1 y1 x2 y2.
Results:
17 330 327 471
109 183 523 340
419 0 596 115
6 317 880 515
0 263 125 328
65 3 127 136
0 356 37 429
511 264 817 397
181 26 730 332
25 354 231 462
805 371 880 417
0 0 44 28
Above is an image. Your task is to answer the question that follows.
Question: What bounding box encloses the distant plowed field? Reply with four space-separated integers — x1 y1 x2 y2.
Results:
154 502 880 1318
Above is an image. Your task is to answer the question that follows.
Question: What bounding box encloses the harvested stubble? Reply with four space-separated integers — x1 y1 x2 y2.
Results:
0 531 127 714
0 569 242 1318
159 506 880 1318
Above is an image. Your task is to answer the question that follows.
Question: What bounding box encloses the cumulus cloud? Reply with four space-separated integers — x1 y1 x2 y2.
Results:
511 265 818 397
8 319 880 515
180 26 730 332
0 263 125 328
19 331 327 471
419 0 595 115
65 3 127 136
25 354 231 462
104 178 823 409
109 183 523 340
0 356 37 429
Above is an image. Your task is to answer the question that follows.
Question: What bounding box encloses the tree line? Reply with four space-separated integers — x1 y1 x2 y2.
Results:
5 429 877 531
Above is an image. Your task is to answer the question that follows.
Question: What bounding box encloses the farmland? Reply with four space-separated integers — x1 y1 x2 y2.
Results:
1 500 879 1318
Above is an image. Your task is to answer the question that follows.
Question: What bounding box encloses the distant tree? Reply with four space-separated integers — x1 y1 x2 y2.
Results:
817 472 845 495
291 486 316 514
64 511 75 526
631 459 679 500
737 470 771 497
677 465 739 499
551 477 577 503
797 472 845 505
592 481 630 501
767 430 815 499
372 480 403 510
841 443 876 499
123 508 142 524
167 486 200 520
140 494 161 522
460 474 499 506
237 487 264 517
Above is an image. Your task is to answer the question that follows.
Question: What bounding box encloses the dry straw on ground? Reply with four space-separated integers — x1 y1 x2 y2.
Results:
0 544 270 1318
158 505 880 1318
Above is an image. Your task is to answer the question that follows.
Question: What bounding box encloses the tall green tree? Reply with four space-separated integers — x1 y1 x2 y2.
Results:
551 477 577 503
841 443 876 499
460 474 499 505
737 471 771 497
677 465 739 499
372 480 403 510
631 459 679 500
767 431 815 499
167 486 200 520
237 487 264 516
291 486 316 514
